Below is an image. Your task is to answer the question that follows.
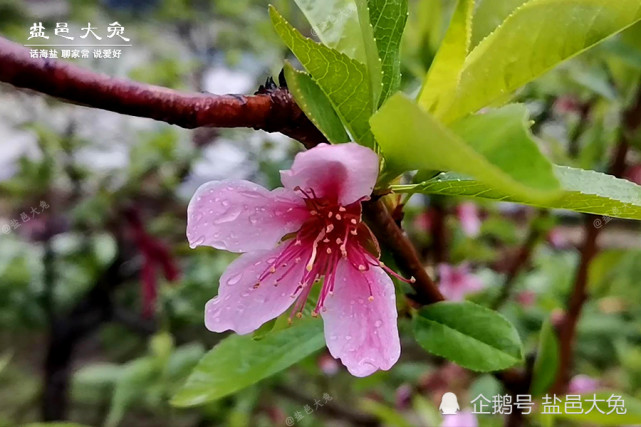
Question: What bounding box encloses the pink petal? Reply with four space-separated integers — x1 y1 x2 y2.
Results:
441 410 478 427
438 263 484 301
205 244 308 334
457 202 481 237
187 180 309 253
322 259 400 377
280 143 379 206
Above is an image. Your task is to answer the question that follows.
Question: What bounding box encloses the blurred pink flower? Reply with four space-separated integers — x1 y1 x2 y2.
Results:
318 353 340 376
438 263 484 301
547 228 569 249
568 375 600 394
553 95 581 115
456 202 481 237
441 410 478 427
187 143 411 376
516 290 537 307
395 383 413 410
414 210 435 232
625 164 641 185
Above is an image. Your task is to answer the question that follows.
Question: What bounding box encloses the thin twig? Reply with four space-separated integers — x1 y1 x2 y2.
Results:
492 212 547 310
0 37 326 148
363 198 445 305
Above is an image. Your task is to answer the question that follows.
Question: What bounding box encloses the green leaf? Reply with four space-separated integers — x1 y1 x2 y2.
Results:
371 94 560 203
171 319 324 407
355 0 383 106
418 0 474 113
413 301 523 372
358 0 409 107
292 0 366 63
530 319 560 396
470 0 529 48
393 166 641 220
436 0 641 123
270 6 375 147
283 62 350 143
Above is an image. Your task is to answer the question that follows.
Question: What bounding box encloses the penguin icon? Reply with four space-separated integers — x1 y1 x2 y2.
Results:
439 392 460 415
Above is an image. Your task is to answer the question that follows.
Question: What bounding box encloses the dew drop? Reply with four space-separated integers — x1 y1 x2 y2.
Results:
227 273 242 286
214 208 241 224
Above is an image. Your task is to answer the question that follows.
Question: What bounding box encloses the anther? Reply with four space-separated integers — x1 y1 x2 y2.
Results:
296 312 303 318
311 310 319 317
410 276 416 283
253 282 260 289
358 265 366 271
368 296 374 302
269 266 276 273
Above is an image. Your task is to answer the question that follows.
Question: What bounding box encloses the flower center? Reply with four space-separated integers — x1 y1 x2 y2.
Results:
253 187 414 321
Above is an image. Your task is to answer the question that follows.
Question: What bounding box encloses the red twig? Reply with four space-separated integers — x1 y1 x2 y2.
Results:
0 37 326 148
363 198 445 305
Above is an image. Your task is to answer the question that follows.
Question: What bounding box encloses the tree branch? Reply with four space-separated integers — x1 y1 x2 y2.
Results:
0 37 326 148
551 83 641 394
363 198 445 305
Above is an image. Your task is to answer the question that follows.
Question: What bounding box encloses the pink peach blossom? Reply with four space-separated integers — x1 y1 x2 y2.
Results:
187 143 410 376
456 202 481 237
568 375 600 394
438 263 484 301
441 410 478 427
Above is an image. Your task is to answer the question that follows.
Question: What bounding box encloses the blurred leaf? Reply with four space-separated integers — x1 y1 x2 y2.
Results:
435 0 641 123
394 166 641 220
531 319 559 396
282 62 350 143
106 357 159 427
22 424 91 427
171 319 324 407
413 301 523 371
270 6 375 147
358 0 409 106
371 95 560 202
165 343 205 381
361 399 414 427
292 0 366 62
418 0 474 113
588 250 627 292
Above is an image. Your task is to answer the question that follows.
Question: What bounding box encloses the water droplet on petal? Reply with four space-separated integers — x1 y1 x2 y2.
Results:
374 320 382 328
227 273 242 286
